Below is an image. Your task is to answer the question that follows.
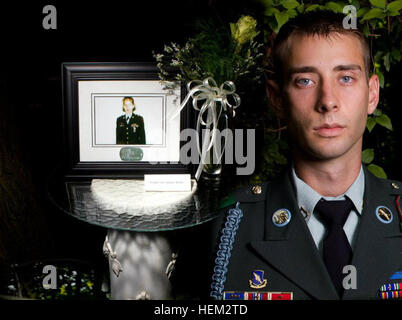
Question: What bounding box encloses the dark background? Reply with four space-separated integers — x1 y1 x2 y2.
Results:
0 0 258 299
0 0 401 299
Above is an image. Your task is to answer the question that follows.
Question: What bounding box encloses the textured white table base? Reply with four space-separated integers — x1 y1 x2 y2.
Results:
105 229 173 300
91 179 196 215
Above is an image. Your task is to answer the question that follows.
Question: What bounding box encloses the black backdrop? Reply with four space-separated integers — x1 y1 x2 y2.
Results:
0 0 401 299
0 0 251 299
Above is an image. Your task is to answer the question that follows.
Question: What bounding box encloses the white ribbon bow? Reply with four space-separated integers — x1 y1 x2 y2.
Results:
171 77 241 180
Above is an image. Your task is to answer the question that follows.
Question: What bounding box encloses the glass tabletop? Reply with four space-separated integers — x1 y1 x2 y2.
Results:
47 174 232 232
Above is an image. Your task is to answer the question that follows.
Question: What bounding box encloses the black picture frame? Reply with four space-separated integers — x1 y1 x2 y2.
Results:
62 62 193 179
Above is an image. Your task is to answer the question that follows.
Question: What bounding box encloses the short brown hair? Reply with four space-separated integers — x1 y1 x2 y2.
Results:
267 10 371 83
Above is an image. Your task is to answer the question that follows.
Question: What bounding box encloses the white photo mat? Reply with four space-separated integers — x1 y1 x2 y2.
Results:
78 80 181 162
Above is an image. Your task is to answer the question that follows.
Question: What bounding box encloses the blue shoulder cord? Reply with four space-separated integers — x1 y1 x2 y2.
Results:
210 202 243 300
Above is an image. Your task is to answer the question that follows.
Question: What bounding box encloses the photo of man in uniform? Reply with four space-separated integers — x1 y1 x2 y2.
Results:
209 11 402 300
116 96 146 145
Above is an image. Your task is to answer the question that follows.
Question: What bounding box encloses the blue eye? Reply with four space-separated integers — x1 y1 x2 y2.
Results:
297 78 312 86
341 76 353 83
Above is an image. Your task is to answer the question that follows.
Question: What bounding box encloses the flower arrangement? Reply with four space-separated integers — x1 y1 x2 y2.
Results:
153 15 264 91
153 16 264 181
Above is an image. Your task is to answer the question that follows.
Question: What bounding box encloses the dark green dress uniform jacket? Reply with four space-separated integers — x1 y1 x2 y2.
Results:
116 114 146 145
211 166 402 300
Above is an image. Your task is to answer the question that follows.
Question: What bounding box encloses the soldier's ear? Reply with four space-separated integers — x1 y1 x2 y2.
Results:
367 73 380 115
266 79 285 119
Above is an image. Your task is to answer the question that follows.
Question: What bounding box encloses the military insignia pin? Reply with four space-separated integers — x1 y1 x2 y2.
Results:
251 185 262 195
131 123 139 132
390 271 402 280
375 206 393 224
272 209 291 227
249 270 267 289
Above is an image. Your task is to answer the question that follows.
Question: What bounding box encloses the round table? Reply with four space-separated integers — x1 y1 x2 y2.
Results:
47 173 230 300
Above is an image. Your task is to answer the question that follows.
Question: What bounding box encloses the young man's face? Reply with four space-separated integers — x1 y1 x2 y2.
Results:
277 33 379 161
123 99 134 113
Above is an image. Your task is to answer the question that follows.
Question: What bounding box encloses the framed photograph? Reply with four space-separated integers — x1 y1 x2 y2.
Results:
62 62 193 178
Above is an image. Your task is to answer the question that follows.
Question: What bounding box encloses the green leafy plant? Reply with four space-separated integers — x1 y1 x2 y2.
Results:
153 16 264 90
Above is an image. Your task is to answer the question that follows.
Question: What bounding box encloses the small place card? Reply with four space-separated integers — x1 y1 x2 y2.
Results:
144 174 191 192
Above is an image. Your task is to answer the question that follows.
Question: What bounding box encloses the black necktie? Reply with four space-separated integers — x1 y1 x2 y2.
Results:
315 198 353 297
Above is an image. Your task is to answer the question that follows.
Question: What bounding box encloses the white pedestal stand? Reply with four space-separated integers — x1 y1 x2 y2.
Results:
104 230 174 300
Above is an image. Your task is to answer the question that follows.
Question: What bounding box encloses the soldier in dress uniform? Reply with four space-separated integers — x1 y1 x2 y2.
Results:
209 11 402 300
116 97 146 145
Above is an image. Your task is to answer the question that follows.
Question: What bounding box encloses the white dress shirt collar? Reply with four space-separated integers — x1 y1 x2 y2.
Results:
291 164 365 221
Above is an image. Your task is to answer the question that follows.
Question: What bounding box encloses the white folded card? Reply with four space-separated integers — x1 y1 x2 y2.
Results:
144 174 191 192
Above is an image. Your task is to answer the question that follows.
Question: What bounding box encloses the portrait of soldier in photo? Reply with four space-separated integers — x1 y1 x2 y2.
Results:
209 10 402 300
116 96 146 145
